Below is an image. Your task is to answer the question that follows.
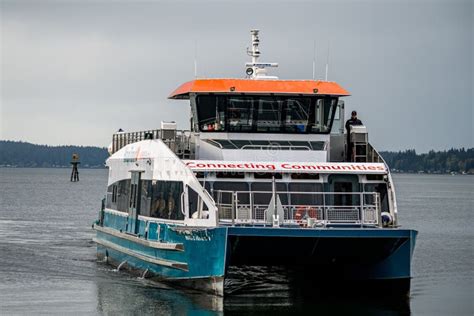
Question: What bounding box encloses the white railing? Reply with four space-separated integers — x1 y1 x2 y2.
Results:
214 190 381 227
111 129 194 158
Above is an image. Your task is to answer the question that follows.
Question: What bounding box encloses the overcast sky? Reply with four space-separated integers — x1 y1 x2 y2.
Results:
1 0 472 152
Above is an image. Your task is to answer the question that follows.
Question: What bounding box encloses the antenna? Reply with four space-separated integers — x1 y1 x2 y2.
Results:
325 40 330 81
194 40 198 78
245 29 278 79
312 39 316 80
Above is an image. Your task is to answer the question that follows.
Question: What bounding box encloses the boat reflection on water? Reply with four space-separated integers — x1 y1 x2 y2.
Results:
95 263 410 315
94 262 224 314
225 266 411 315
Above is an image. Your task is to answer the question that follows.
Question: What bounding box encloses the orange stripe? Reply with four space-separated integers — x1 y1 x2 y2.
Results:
168 79 350 99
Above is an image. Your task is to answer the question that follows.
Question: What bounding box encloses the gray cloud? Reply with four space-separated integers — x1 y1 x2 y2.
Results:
1 0 472 152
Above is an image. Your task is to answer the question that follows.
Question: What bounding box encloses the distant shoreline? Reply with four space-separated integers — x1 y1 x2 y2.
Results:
1 140 473 175
0 165 106 169
1 166 472 176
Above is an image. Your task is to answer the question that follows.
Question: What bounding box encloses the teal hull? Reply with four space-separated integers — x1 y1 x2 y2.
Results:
94 211 417 296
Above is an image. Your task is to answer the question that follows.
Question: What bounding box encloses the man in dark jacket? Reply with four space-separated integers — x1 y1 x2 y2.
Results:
345 111 363 161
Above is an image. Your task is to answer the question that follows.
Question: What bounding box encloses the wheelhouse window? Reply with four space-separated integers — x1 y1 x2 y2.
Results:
227 97 254 132
194 95 338 134
256 97 282 132
283 98 311 133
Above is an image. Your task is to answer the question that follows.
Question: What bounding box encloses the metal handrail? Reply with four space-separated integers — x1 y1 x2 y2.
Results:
214 190 380 227
240 144 311 151
111 129 194 157
204 139 224 149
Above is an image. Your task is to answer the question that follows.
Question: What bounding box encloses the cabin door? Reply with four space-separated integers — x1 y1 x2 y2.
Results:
327 174 360 206
127 171 141 234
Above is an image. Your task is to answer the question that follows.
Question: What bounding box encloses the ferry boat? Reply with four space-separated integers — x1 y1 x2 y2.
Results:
93 30 418 297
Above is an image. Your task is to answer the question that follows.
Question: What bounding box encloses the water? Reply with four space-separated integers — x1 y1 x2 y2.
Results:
0 168 472 315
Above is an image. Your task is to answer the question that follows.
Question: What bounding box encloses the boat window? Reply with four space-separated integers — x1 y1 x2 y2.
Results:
288 141 311 150
149 180 184 220
138 180 152 217
327 175 360 206
216 172 245 179
256 97 282 132
227 97 254 132
106 180 134 212
195 95 227 132
288 183 323 206
213 181 249 204
283 98 311 133
194 172 206 178
310 141 325 150
251 182 288 205
105 184 117 209
116 179 131 212
330 101 344 134
311 98 338 133
366 174 384 181
290 173 320 180
188 187 210 219
253 172 283 179
112 185 118 203
364 183 389 212
205 139 326 151
195 95 338 134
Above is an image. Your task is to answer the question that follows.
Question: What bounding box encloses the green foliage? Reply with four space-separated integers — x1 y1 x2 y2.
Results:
0 140 108 168
380 148 474 173
1 140 472 173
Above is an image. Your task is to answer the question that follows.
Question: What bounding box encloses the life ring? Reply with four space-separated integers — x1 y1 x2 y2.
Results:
294 206 318 221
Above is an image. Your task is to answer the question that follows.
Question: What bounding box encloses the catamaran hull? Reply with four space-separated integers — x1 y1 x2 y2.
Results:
93 213 417 296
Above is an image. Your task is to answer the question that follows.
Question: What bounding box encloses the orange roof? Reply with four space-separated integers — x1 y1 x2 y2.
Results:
168 79 350 99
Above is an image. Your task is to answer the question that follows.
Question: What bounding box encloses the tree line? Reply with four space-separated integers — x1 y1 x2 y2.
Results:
0 140 108 168
0 140 473 173
380 148 474 174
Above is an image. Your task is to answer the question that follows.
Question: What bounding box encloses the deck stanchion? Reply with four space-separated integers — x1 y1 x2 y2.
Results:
232 192 237 226
250 191 254 222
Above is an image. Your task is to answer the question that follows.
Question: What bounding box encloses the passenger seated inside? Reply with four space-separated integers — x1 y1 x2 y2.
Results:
151 191 166 218
167 191 176 219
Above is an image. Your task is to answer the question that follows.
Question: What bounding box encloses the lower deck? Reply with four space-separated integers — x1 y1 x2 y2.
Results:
93 210 417 296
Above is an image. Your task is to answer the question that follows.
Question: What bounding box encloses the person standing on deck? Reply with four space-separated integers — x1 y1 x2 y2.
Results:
345 110 363 161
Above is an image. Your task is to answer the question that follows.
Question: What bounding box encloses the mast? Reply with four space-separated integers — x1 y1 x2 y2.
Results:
245 29 278 79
